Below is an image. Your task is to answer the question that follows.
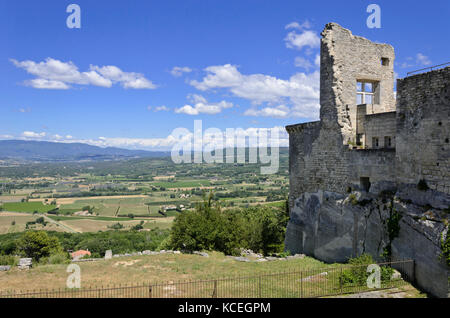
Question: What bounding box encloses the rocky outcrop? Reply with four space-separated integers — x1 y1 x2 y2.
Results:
285 190 449 298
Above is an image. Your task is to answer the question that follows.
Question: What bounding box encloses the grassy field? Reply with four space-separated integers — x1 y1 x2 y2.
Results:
0 252 425 298
0 195 27 203
1 202 56 213
46 215 134 222
142 217 174 230
58 219 144 233
48 215 173 231
0 214 64 234
0 252 330 291
152 180 211 188
0 212 173 234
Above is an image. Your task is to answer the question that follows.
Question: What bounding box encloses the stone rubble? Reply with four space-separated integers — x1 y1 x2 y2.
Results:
17 258 32 270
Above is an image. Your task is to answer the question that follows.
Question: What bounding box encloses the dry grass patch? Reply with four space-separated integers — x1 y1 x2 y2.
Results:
59 219 143 232
0 252 332 292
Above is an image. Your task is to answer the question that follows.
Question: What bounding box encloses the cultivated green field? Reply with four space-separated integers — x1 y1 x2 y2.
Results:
0 202 56 213
152 180 211 188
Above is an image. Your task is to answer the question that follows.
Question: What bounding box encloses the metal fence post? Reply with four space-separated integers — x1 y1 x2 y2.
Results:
300 271 303 298
340 267 343 295
258 276 261 298
212 280 217 298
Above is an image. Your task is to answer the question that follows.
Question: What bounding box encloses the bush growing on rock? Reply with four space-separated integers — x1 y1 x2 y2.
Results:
440 229 450 267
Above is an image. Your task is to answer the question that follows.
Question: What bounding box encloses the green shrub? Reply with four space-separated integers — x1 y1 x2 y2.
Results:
0 229 170 258
108 222 124 230
131 221 144 231
339 254 394 287
169 193 288 256
0 255 19 266
278 250 291 258
157 235 172 251
17 231 63 261
47 253 70 265
440 229 450 267
348 193 358 206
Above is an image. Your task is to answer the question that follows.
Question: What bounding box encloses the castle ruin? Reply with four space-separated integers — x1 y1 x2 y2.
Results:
285 23 449 297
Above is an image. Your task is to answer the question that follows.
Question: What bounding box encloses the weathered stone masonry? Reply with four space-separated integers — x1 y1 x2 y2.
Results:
285 23 449 297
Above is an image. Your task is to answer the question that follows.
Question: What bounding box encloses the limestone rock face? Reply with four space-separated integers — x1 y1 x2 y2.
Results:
285 190 449 298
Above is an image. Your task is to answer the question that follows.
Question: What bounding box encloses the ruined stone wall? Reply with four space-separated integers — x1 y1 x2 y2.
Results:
286 121 321 208
288 23 398 212
364 111 397 148
396 67 450 194
287 119 350 211
320 23 396 146
285 23 449 299
346 149 396 193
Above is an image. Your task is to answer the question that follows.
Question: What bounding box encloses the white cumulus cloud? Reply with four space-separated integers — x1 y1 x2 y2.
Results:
244 105 290 118
285 20 311 31
170 66 193 77
284 29 320 51
190 64 320 119
175 94 233 115
11 58 156 90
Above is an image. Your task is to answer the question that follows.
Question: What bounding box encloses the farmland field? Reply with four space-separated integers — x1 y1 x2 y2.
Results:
152 180 211 188
58 219 144 233
0 213 64 234
0 202 56 213
0 151 289 233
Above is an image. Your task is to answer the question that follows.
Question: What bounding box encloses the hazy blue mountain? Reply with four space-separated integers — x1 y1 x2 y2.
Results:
0 140 170 162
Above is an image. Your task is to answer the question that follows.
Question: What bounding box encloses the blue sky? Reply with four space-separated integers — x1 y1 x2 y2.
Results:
1 0 449 150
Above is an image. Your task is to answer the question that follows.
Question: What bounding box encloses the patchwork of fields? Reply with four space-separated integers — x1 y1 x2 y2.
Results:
0 154 289 234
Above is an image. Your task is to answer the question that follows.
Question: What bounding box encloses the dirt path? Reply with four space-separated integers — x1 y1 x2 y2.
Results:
326 286 421 298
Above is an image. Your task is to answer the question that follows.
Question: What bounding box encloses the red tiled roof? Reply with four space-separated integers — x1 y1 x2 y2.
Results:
71 250 91 258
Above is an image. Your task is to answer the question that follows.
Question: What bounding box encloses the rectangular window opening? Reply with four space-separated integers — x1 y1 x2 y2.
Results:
356 80 378 105
384 136 392 148
372 137 379 148
360 177 371 192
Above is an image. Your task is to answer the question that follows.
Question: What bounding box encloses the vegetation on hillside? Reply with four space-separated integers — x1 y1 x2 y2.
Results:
440 228 450 266
169 193 289 256
0 229 169 260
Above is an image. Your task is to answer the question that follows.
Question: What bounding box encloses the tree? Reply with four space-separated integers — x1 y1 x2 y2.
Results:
17 231 63 261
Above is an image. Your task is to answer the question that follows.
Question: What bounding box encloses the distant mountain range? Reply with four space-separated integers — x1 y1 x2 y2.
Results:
0 140 170 162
